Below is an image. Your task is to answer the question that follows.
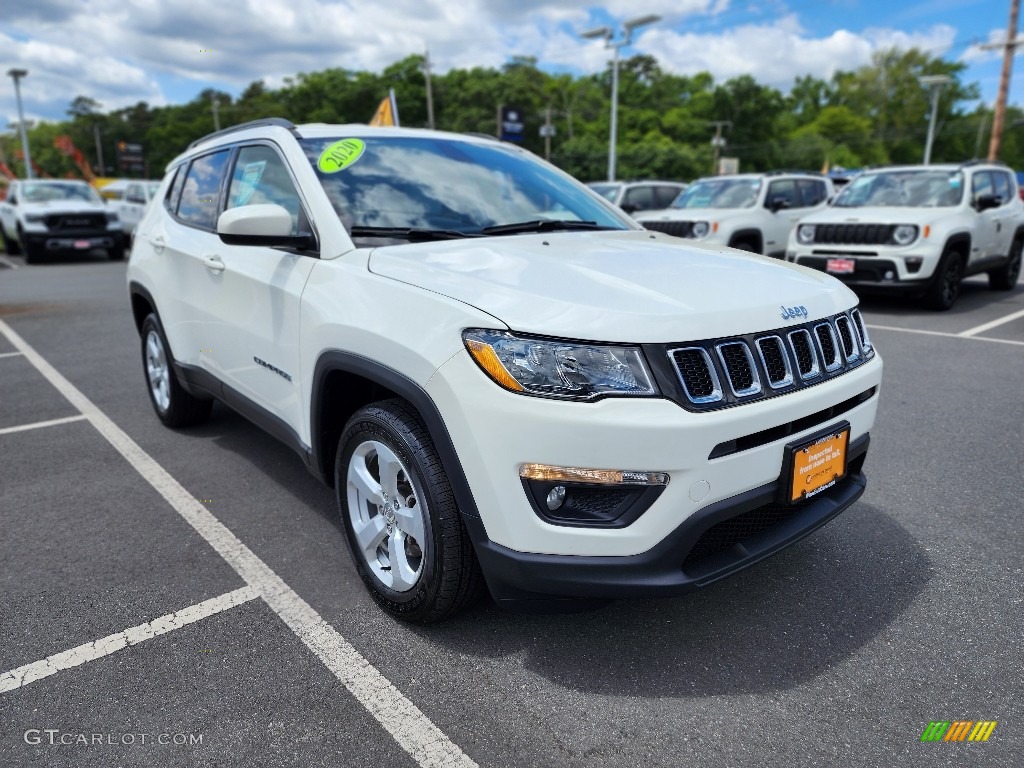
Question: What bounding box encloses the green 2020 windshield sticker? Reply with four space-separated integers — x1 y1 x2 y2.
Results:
318 138 365 173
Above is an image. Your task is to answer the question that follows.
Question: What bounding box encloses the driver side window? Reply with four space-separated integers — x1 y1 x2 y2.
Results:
227 145 306 236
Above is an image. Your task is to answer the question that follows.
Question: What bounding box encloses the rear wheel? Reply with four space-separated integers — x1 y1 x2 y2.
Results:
988 238 1022 291
140 313 213 428
336 399 484 623
923 247 964 311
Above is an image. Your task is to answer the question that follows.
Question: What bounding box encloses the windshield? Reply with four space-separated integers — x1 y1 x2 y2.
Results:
671 178 761 209
587 183 620 202
22 182 102 204
300 136 631 238
834 170 964 207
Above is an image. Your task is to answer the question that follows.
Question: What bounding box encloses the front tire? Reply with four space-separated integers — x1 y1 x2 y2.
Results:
988 238 1022 291
0 225 19 255
140 314 213 428
923 247 964 311
336 399 484 623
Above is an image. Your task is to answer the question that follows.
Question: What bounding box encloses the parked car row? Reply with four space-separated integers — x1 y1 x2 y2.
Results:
632 162 1024 310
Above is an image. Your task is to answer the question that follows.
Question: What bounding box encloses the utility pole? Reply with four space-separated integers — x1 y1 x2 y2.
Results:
7 68 33 179
709 121 731 175
211 93 221 132
982 0 1022 161
422 48 435 130
93 123 105 176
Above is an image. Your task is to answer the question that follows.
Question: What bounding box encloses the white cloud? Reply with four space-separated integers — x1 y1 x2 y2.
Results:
961 28 1014 64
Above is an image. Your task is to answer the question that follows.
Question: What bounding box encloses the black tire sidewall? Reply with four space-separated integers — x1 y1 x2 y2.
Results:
926 248 963 310
336 408 447 617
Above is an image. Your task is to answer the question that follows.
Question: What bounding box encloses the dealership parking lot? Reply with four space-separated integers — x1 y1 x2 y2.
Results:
0 250 1021 767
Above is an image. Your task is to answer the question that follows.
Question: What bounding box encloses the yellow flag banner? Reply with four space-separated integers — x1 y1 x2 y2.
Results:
369 89 400 127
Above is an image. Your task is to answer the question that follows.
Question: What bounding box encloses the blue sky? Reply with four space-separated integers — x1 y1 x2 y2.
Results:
0 0 1014 130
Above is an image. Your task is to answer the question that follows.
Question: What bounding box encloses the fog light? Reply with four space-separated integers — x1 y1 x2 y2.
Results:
905 257 923 273
546 486 566 511
884 270 895 280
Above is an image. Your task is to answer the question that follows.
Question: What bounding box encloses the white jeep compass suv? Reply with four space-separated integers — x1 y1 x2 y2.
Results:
634 171 833 257
127 119 882 622
787 163 1024 310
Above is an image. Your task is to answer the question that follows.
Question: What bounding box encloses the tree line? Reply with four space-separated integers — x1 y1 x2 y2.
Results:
3 47 1021 184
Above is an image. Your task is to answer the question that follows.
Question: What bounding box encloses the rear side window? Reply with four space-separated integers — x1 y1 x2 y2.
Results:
165 166 186 212
177 150 231 229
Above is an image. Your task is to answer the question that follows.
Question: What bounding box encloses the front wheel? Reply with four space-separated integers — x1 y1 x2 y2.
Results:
336 399 484 623
0 225 20 255
923 248 963 311
988 239 1022 291
140 314 213 428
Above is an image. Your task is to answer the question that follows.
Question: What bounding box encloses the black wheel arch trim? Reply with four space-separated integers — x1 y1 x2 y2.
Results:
728 228 763 253
311 350 482 519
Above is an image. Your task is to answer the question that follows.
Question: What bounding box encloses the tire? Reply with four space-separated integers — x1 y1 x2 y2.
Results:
18 228 39 264
0 225 19 255
140 313 213 428
923 247 964 311
336 399 484 623
730 239 757 253
988 238 1022 291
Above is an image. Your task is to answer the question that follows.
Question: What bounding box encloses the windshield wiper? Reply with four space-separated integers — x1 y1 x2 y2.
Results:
480 219 614 236
349 226 479 242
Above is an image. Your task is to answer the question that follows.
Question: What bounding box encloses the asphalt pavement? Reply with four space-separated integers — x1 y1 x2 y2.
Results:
0 247 1021 768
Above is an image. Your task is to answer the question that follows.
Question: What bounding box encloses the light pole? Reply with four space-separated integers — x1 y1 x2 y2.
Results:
581 14 660 182
919 74 951 165
7 68 33 180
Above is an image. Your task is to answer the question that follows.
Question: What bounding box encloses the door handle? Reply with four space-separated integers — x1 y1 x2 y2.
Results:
203 254 226 273
150 235 166 253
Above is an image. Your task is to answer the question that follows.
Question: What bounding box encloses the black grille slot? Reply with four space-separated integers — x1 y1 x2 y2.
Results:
851 309 871 350
789 330 817 378
756 337 789 386
815 324 839 369
643 220 692 238
835 317 857 359
672 348 718 401
718 343 757 394
815 223 894 246
683 504 801 567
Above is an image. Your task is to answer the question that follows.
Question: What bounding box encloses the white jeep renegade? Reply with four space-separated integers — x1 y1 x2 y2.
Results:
787 163 1024 310
127 119 882 622
634 171 834 257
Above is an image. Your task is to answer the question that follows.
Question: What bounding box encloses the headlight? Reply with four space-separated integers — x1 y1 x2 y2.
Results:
891 224 917 246
691 221 710 238
797 224 816 245
463 329 658 400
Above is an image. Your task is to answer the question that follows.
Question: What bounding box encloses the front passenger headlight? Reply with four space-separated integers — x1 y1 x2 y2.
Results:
797 224 816 245
463 329 658 400
691 221 710 238
892 224 918 246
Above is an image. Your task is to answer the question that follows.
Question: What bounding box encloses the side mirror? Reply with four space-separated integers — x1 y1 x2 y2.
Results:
974 193 1001 212
620 202 639 214
217 204 313 249
769 196 790 212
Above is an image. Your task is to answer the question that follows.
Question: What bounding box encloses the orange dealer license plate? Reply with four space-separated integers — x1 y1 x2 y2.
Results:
788 425 850 503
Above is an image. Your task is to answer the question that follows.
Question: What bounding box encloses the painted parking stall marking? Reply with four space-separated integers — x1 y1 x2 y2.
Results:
0 318 478 768
0 588 258 694
957 307 1024 337
0 414 86 436
866 323 1024 347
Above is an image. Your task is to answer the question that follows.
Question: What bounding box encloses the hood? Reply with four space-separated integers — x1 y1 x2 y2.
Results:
20 200 109 215
799 206 948 226
368 230 857 343
634 207 752 224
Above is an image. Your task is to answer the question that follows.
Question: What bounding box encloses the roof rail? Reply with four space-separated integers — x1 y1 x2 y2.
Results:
764 169 825 177
958 158 1008 169
187 117 298 150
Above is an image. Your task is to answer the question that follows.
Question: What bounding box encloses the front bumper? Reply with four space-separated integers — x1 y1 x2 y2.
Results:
24 230 124 253
469 434 868 602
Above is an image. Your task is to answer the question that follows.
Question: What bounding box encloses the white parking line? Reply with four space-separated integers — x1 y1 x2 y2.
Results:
958 307 1024 337
0 414 87 436
0 318 478 768
0 255 18 270
866 323 1024 346
0 351 24 358
0 587 258 694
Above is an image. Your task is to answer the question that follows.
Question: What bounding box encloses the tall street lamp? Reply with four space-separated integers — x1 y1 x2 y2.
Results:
7 68 33 180
919 74 952 165
581 14 660 182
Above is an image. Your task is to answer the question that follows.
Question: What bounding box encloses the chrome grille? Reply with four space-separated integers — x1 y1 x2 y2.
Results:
668 310 873 410
814 323 842 371
788 329 820 380
756 336 793 388
717 342 761 396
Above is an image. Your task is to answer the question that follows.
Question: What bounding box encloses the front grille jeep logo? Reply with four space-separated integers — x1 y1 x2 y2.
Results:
780 304 809 321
